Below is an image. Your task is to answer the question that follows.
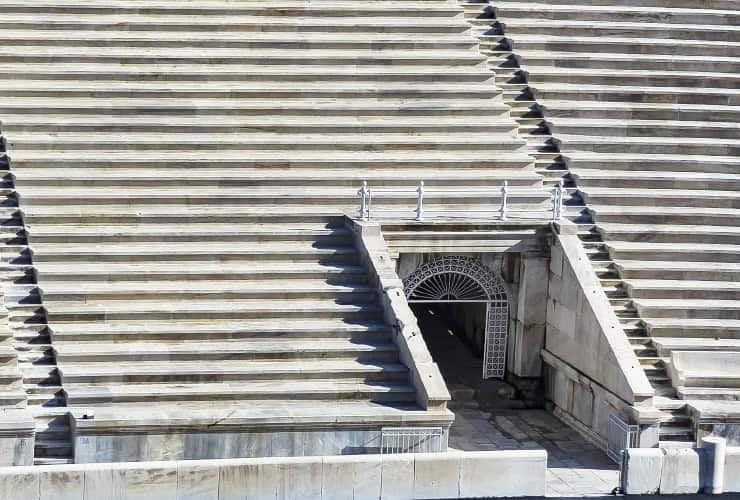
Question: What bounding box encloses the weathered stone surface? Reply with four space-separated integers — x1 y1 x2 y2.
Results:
0 410 35 467
123 465 177 500
0 468 39 500
623 448 663 495
659 448 702 495
39 469 84 500
413 452 461 499
322 454 382 500
459 450 546 498
724 447 740 493
380 453 414 500
0 450 550 499
176 462 219 500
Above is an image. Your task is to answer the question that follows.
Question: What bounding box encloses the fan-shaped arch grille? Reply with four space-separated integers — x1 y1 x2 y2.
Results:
404 256 506 303
407 272 488 301
402 256 509 379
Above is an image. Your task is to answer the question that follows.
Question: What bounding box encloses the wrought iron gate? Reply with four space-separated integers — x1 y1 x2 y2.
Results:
403 255 509 379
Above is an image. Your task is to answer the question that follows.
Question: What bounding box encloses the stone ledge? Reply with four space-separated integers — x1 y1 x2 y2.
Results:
347 217 451 410
69 404 454 434
68 404 456 463
0 450 548 500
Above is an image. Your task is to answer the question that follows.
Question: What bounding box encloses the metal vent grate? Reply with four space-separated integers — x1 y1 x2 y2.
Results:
380 427 446 454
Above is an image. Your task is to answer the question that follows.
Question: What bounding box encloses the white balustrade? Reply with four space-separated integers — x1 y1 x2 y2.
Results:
356 180 567 222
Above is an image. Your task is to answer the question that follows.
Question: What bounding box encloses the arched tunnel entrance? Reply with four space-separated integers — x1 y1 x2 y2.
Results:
403 256 519 408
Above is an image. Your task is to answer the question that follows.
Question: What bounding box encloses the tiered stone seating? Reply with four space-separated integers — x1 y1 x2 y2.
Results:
483 0 740 445
0 0 544 462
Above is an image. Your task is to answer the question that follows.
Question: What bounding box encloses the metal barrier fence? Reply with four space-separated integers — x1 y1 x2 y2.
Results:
607 413 640 464
380 427 447 454
356 180 565 222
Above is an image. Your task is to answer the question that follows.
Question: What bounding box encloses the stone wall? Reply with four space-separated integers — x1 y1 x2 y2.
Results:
543 223 654 445
0 450 547 500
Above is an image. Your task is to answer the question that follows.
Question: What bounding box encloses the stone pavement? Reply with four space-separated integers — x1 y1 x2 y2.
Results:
449 407 620 497
414 303 619 497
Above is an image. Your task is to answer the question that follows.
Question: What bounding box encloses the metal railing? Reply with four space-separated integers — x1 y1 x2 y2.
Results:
380 427 446 454
606 413 640 464
356 180 565 222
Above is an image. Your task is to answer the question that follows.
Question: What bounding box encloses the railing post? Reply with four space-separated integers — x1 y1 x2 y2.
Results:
499 180 508 221
358 180 369 221
551 185 558 221
416 180 424 221
556 179 564 220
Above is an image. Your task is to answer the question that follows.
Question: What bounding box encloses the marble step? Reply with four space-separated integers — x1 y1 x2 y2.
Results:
54 339 400 363
27 242 361 264
540 101 740 122
63 380 418 405
59 401 455 431
492 2 740 25
6 132 526 152
0 64 495 83
26 225 356 244
614 260 740 281
0 82 507 100
505 0 737 9
0 2 465 17
652 337 740 355
16 169 540 187
17 193 549 211
34 261 369 282
633 299 740 320
0 17 472 35
530 83 740 106
574 169 740 190
553 134 740 156
0 30 480 50
597 223 740 245
676 387 740 400
48 319 392 342
499 19 740 42
39 280 377 302
0 102 515 120
645 318 740 339
7 151 535 171
43 299 385 322
549 118 740 139
0 47 488 67
58 359 409 384
515 50 740 73
591 207 740 227
605 242 740 263
624 280 740 300
507 34 740 57
582 188 740 209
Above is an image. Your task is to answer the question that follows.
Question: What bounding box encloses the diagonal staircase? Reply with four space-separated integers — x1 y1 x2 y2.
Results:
467 0 740 446
0 0 549 462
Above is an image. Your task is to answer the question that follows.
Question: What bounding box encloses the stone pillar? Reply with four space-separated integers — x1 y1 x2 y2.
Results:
701 436 726 494
509 255 548 378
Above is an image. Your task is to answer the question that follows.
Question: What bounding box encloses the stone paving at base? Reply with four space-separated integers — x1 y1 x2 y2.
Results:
449 407 620 497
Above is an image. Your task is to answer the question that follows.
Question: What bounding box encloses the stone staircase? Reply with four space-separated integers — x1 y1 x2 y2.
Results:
0 149 72 464
0 0 548 462
468 0 740 446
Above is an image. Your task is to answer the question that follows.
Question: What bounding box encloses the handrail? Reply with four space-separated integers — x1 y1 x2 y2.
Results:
356 180 565 222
